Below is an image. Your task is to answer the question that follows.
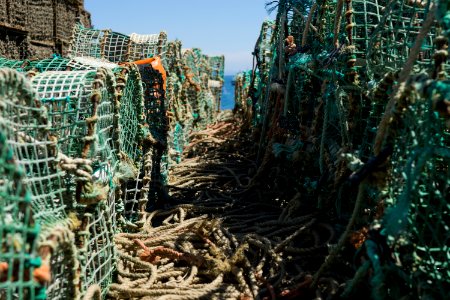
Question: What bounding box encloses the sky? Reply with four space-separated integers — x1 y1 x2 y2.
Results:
84 0 274 75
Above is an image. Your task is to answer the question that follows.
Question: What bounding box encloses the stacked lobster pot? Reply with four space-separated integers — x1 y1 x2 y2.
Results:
237 0 450 298
0 19 224 298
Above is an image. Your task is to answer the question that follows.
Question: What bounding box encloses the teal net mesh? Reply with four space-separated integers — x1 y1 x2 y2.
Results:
0 129 41 300
238 0 450 298
30 68 119 297
69 24 105 60
116 64 145 171
0 11 224 298
0 73 42 298
380 86 450 297
0 68 68 227
0 56 72 73
128 32 168 62
138 62 169 211
367 0 438 79
69 24 168 64
208 55 225 112
182 48 217 129
0 68 79 300
103 31 130 63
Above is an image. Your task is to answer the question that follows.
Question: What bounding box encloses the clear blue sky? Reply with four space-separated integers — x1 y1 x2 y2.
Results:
84 0 274 75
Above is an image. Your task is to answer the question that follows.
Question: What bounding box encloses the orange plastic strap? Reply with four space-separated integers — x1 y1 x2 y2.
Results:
133 56 167 90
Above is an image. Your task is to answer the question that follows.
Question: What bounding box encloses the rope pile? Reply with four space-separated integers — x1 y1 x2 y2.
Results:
107 116 341 299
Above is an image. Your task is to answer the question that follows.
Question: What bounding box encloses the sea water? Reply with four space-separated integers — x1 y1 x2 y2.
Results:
220 75 235 110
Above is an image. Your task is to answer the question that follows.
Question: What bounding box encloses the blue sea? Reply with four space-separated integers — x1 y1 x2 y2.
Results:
220 75 235 110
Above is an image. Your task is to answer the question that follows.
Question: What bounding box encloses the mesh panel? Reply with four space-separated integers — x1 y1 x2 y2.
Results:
69 23 105 59
0 57 70 72
79 197 116 298
367 0 437 78
31 69 118 173
29 57 70 72
30 69 118 297
128 32 168 61
379 80 450 298
0 58 29 71
67 56 119 71
116 64 145 166
103 31 130 63
0 126 40 300
0 69 68 227
70 24 169 63
41 226 79 300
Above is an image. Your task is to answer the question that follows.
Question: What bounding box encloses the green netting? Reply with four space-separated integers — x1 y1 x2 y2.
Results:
367 0 437 79
78 197 116 298
41 225 79 300
379 84 450 297
0 126 41 300
255 20 275 81
30 68 119 297
0 56 80 73
69 23 168 64
208 55 225 112
0 57 31 71
116 63 145 170
69 23 106 59
181 48 219 129
0 68 68 227
0 16 224 299
32 71 116 168
238 0 450 297
166 73 191 165
138 62 169 211
103 31 130 63
0 68 79 300
128 32 168 62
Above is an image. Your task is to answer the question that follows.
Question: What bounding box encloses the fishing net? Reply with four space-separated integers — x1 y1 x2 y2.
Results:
0 129 42 300
254 20 275 82
0 68 82 300
208 55 225 112
0 68 68 227
375 80 450 298
68 23 106 60
69 23 168 64
30 68 119 297
137 61 169 211
182 49 213 129
115 63 145 174
234 71 253 113
165 40 183 78
128 32 168 62
238 0 450 298
165 41 192 166
0 56 72 73
0 7 224 298
167 74 190 165
103 31 130 64
367 0 438 79
0 57 30 71
0 96 42 300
